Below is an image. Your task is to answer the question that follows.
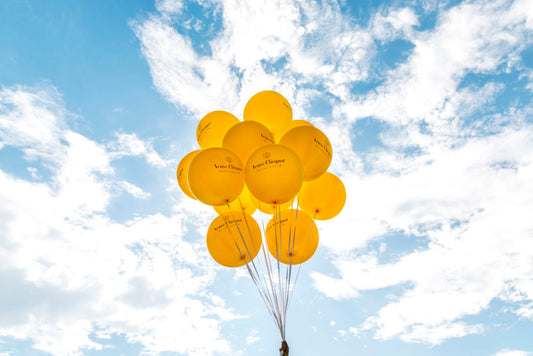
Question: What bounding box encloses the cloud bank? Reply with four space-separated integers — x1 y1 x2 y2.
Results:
0 84 234 355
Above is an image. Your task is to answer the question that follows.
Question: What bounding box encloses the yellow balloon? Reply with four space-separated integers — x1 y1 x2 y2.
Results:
197 111 240 149
207 211 262 267
188 147 244 206
274 119 314 143
176 150 200 200
222 121 274 165
243 91 292 138
214 185 257 215
298 172 346 220
265 209 318 265
245 144 303 205
256 197 294 215
279 125 332 181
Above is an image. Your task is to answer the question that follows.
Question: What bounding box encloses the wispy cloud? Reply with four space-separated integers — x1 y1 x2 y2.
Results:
108 132 168 167
492 350 533 356
245 329 260 345
119 181 151 199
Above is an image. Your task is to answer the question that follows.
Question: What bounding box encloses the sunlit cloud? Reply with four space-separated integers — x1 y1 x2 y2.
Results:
0 84 235 355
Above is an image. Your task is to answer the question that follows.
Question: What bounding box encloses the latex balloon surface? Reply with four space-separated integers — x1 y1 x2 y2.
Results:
256 197 295 215
265 209 318 265
188 147 244 206
222 121 274 164
214 185 257 215
176 150 200 199
245 144 303 205
298 172 346 220
197 111 240 149
279 125 332 181
274 119 313 143
207 211 262 267
243 91 292 138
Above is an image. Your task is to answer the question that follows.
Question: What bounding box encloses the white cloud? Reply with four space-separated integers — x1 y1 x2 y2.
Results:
132 15 241 115
27 167 40 179
0 84 68 163
0 84 235 355
372 7 419 41
245 329 260 345
155 0 184 15
109 132 168 167
340 0 532 126
492 351 532 356
119 181 151 199
131 0 382 114
313 122 533 343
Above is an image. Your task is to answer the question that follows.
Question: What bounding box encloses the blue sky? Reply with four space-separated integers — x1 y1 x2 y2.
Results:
1 0 533 355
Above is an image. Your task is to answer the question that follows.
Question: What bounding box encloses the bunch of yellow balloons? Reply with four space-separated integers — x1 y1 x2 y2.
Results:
177 90 346 268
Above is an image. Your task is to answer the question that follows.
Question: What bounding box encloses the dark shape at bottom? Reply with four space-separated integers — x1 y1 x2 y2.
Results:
280 340 289 356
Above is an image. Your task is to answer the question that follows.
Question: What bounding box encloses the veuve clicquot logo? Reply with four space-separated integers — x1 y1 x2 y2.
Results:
314 137 332 158
214 156 242 171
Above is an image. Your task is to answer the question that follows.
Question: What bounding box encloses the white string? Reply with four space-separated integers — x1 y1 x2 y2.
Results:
221 199 304 343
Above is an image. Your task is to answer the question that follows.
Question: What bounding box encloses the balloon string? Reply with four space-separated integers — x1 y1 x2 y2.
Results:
235 201 268 289
287 264 301 309
235 240 282 331
287 207 314 309
221 210 262 284
230 226 282 332
283 202 298 326
275 203 287 340
219 198 306 342
264 202 284 337
280 206 292 336
255 199 285 338
223 201 285 338
273 203 282 337
236 202 281 324
220 210 280 327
